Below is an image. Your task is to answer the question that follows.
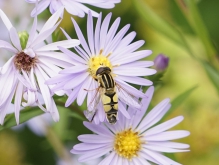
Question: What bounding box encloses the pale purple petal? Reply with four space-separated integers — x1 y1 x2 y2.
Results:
138 151 160 164
158 154 182 165
0 56 14 74
46 74 73 85
145 116 184 136
104 24 130 56
134 157 150 165
108 153 119 165
143 144 189 153
50 98 60 122
105 17 120 48
0 40 18 53
148 141 190 149
71 17 91 56
14 82 23 125
35 66 52 112
99 13 112 50
74 143 110 151
59 65 87 74
137 98 170 131
115 50 152 65
123 61 154 68
115 77 146 98
37 51 77 66
0 69 16 106
118 101 130 119
64 72 88 90
78 134 113 143
31 21 61 47
111 40 145 61
131 86 154 129
145 130 190 141
58 46 87 64
36 39 80 51
118 75 152 86
94 12 102 55
83 121 113 137
27 16 37 48
113 66 156 77
65 85 81 107
40 7 64 34
78 145 111 162
60 27 72 40
110 31 136 57
77 76 92 105
98 151 115 165
142 149 169 165
0 9 13 30
30 0 51 17
87 11 95 55
10 27 22 51
0 89 16 125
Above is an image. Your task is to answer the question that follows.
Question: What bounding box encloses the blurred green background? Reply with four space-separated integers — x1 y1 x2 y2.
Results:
0 0 219 164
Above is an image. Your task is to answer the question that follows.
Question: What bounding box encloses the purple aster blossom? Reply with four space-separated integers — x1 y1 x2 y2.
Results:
0 8 80 125
46 12 156 124
154 54 169 72
71 86 190 165
26 0 121 17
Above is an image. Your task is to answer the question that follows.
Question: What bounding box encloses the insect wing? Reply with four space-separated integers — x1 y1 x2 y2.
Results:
87 87 101 111
116 84 141 109
84 109 96 122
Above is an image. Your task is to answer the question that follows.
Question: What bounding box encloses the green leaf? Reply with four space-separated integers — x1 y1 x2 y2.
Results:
163 85 198 119
202 61 219 94
184 0 217 61
69 111 86 121
133 0 195 57
133 0 180 43
0 107 44 131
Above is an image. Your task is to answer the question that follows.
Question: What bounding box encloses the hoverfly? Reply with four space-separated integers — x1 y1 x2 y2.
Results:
84 66 141 124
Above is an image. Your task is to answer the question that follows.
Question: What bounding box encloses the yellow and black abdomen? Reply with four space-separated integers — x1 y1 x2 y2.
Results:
99 73 118 124
101 90 118 124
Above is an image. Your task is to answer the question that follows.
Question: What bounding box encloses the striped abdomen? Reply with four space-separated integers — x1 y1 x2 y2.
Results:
101 88 118 124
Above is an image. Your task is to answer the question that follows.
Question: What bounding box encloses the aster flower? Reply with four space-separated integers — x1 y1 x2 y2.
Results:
26 0 121 17
46 11 156 124
0 8 80 125
71 86 190 165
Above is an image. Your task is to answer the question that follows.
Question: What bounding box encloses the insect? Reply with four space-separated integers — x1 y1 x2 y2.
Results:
85 66 141 124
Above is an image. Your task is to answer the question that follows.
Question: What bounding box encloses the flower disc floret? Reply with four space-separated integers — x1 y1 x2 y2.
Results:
88 52 112 77
14 52 37 72
114 128 141 160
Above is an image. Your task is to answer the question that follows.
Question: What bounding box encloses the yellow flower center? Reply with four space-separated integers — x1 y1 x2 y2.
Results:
114 128 142 160
88 50 112 78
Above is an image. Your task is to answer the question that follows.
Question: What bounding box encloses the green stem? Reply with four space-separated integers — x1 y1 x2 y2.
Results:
45 124 73 164
176 0 217 63
56 100 84 118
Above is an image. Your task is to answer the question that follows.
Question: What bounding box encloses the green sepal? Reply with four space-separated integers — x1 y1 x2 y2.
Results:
18 31 29 50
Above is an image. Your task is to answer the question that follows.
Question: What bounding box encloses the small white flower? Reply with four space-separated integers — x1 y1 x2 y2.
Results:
26 0 121 17
0 8 80 125
71 86 190 165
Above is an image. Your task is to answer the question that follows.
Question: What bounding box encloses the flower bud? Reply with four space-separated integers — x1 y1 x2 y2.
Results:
154 54 169 72
18 31 29 50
